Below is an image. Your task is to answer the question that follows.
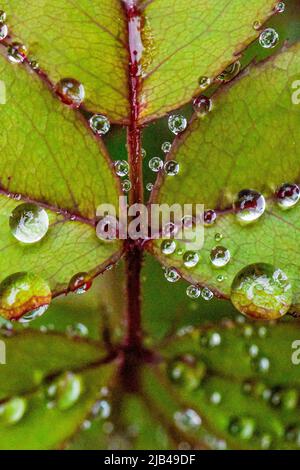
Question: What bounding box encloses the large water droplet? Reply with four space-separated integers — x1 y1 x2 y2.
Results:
183 251 199 268
0 397 27 425
68 272 92 295
0 22 8 40
114 160 129 177
164 267 181 283
164 160 180 176
55 78 85 108
231 263 292 320
210 246 231 268
47 372 83 411
168 114 187 135
0 272 52 322
7 42 27 63
259 28 279 49
149 157 163 172
89 114 110 135
275 183 300 210
9 203 49 244
161 240 176 255
234 189 266 224
193 95 212 116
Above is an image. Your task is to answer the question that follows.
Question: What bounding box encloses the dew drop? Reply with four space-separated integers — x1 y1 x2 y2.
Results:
214 232 223 242
0 22 8 40
167 358 206 390
275 2 285 13
164 160 180 176
114 160 129 177
121 179 132 193
161 239 176 255
68 272 92 295
7 42 27 63
234 189 265 224
141 148 146 159
259 28 279 49
146 182 154 192
92 399 111 419
168 114 187 135
199 76 211 89
210 391 222 405
47 372 83 411
183 251 199 268
200 331 221 348
231 263 292 320
193 95 212 116
0 10 7 22
204 209 217 226
161 141 171 153
0 272 51 322
149 157 163 172
55 78 85 108
260 434 273 450
217 61 241 82
252 356 270 373
9 203 49 244
0 397 27 425
174 409 202 431
253 20 262 31
210 246 231 268
201 287 214 301
164 267 181 283
186 285 201 299
275 183 300 210
29 59 39 70
228 416 255 440
89 114 110 135
66 323 89 338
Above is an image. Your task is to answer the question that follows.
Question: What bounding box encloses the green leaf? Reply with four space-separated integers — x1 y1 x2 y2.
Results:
151 41 300 313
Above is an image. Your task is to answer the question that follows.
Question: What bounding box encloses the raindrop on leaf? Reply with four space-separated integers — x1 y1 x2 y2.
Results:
68 272 92 295
55 78 85 107
164 160 180 176
234 189 265 224
89 114 110 135
275 183 300 210
7 42 27 63
210 246 231 268
168 114 187 135
259 28 279 49
9 203 49 244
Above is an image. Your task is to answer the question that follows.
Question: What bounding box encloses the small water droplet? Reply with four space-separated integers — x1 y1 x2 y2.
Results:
146 182 154 192
164 267 181 283
234 189 266 224
217 61 241 82
204 210 217 226
29 59 39 70
0 10 7 22
210 246 231 268
89 114 110 135
68 272 92 294
201 287 214 301
7 42 27 64
186 285 201 299
168 114 187 135
231 263 292 320
92 400 111 419
0 272 51 322
149 157 163 172
161 141 171 153
66 322 89 338
200 331 221 347
47 372 83 411
228 416 256 440
260 433 272 450
259 28 279 49
275 2 285 13
9 203 49 244
210 391 222 405
216 274 225 283
161 240 176 255
0 22 8 40
199 76 211 89
114 160 129 177
248 344 259 358
167 358 206 390
252 356 270 373
121 179 132 193
174 409 202 431
253 20 262 30
55 78 85 107
183 251 199 268
164 160 180 176
193 95 212 116
275 183 300 209
141 148 146 159
0 397 27 425
214 233 223 242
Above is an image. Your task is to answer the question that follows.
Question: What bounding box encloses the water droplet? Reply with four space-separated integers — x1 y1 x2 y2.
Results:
193 95 212 116
0 22 8 40
161 141 171 153
260 434 272 450
141 148 146 159
0 10 7 22
210 391 222 405
7 42 27 63
214 233 223 242
259 28 279 49
210 246 231 268
174 409 202 431
199 76 211 89
248 344 259 358
0 272 51 322
55 78 85 107
47 372 83 411
231 263 292 320
89 114 110 135
275 183 300 209
0 397 27 425
68 272 92 295
164 267 181 283
253 20 262 31
252 356 270 373
234 189 266 224
285 425 300 445
183 251 199 268
167 358 206 390
161 240 176 255
228 416 255 440
217 61 241 82
275 2 285 13
121 179 132 193
66 323 89 338
114 160 129 177
164 160 180 176
186 285 201 299
201 287 214 301
217 274 225 283
146 182 154 192
92 400 111 419
200 331 221 347
9 203 49 244
204 210 217 226
281 389 298 410
149 157 163 172
29 59 39 70
168 114 187 135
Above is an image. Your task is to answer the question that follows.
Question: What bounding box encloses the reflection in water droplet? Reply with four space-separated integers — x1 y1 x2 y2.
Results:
114 160 129 177
174 409 202 431
168 114 187 135
55 78 85 107
231 263 292 320
234 189 265 224
183 251 199 268
47 372 83 411
161 240 176 255
89 114 110 135
10 203 49 244
259 28 279 49
0 272 52 322
164 267 181 283
68 272 92 295
210 246 231 268
275 183 300 210
0 397 27 425
149 157 163 172
164 160 180 176
7 42 27 63
0 23 8 40
186 285 201 299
